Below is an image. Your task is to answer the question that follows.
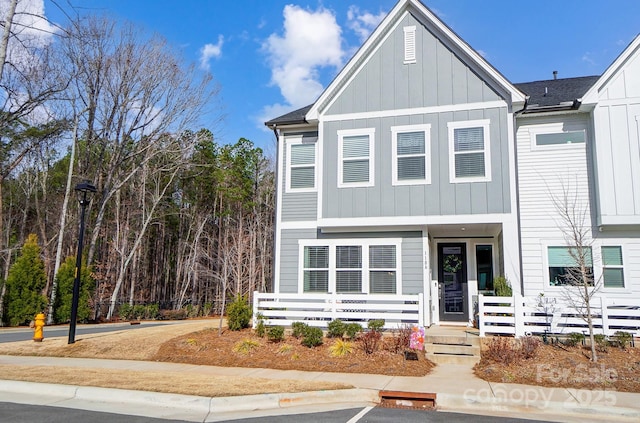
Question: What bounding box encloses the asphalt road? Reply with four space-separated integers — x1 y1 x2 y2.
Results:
0 322 165 343
0 402 548 423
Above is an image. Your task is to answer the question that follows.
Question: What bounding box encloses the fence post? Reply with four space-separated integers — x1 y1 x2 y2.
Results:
252 291 259 329
478 294 485 337
600 296 609 336
514 293 525 337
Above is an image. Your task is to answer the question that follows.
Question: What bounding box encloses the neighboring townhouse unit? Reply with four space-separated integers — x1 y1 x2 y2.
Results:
262 0 640 332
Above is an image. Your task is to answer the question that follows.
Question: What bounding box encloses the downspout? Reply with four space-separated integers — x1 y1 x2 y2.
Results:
270 125 280 294
513 96 529 296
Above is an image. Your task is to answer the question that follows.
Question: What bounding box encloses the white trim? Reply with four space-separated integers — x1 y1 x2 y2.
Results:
317 118 325 220
298 238 403 295
318 213 513 230
274 131 285 294
472 241 498 295
422 226 431 326
600 244 629 291
322 101 507 122
279 220 319 230
447 119 492 183
338 128 375 188
391 124 431 185
285 136 317 193
403 25 416 64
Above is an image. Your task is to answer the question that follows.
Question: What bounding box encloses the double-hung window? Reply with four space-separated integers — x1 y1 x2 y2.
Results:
336 246 362 293
338 128 375 188
391 124 431 185
448 120 491 183
602 246 624 288
548 246 593 286
369 245 397 294
286 139 316 192
303 246 329 292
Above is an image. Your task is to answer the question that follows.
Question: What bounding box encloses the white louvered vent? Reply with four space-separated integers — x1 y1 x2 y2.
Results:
404 26 416 64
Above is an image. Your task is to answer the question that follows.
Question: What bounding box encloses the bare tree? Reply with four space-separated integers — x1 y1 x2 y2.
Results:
551 181 601 362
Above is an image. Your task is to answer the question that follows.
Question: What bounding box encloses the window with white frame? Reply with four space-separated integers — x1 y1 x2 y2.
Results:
299 240 400 294
286 139 316 192
602 246 624 288
369 245 397 294
338 128 374 187
303 246 329 292
336 246 362 292
392 124 431 185
448 120 491 183
529 123 588 150
535 130 585 147
403 26 416 64
547 246 593 286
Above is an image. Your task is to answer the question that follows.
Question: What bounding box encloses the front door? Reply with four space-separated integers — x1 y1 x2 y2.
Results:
438 243 468 322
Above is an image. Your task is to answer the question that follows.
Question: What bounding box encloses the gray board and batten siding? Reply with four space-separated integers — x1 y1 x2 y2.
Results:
320 12 512 219
324 12 503 116
281 132 318 221
322 107 511 219
278 229 424 295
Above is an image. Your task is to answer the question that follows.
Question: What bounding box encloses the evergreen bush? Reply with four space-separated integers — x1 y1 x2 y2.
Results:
494 276 513 297
227 295 252 330
53 255 94 324
327 319 346 338
267 326 285 342
302 326 323 347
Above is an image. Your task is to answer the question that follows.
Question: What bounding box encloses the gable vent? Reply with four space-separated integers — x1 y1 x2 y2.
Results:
404 26 416 64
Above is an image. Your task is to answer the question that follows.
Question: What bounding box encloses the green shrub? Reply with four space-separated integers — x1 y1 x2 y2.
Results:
52 255 94 324
345 323 362 340
267 326 285 342
564 332 585 347
255 314 266 337
119 303 133 320
327 319 346 338
302 326 324 348
132 305 146 320
367 319 385 332
145 304 159 320
610 331 632 349
227 295 252 331
291 322 308 338
202 302 214 317
494 276 513 297
593 334 609 352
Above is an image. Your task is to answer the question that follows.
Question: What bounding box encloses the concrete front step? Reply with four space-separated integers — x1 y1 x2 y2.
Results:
424 332 482 365
426 352 480 365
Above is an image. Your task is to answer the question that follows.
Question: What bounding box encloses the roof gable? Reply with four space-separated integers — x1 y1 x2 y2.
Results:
582 34 640 104
305 0 525 121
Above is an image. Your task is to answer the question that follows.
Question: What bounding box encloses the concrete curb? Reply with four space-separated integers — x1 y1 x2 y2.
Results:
437 392 640 420
0 380 379 415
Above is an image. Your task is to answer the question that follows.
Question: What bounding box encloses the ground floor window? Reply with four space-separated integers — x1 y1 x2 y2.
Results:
548 246 593 286
602 246 624 288
300 240 400 294
475 245 493 291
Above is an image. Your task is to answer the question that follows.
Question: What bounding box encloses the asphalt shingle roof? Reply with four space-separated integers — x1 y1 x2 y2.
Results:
265 76 602 126
514 75 600 109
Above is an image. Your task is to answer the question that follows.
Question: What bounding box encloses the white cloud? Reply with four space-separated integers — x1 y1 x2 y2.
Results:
476 49 487 58
262 4 344 112
582 52 596 66
1 0 57 65
199 35 224 70
347 5 386 42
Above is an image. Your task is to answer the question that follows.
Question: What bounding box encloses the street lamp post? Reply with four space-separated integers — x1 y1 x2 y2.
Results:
68 180 96 344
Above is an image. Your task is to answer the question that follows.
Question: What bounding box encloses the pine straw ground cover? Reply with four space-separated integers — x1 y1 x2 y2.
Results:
152 327 435 376
474 336 640 392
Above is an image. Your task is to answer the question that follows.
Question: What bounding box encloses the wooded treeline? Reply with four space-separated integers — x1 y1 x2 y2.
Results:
0 2 274 325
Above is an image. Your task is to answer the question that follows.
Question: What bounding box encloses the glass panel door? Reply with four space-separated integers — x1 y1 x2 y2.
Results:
438 243 468 322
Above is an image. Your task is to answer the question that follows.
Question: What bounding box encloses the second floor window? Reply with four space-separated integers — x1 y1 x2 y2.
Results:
392 124 431 185
448 119 491 183
287 140 316 192
338 128 375 188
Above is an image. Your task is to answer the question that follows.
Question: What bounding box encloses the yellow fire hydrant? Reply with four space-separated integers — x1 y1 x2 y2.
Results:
33 312 45 342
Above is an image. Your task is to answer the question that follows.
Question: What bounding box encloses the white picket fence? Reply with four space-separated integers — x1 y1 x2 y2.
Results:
253 291 424 329
478 294 640 337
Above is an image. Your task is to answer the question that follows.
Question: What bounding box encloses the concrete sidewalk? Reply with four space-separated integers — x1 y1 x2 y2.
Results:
1 355 640 422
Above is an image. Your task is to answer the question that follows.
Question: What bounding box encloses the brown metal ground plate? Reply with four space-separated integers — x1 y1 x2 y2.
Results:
378 390 436 410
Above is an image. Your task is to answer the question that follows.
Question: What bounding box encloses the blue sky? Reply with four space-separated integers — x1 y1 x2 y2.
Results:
38 0 640 155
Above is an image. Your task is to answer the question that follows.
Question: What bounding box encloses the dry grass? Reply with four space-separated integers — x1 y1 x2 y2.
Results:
0 319 351 396
0 320 217 360
0 364 349 397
